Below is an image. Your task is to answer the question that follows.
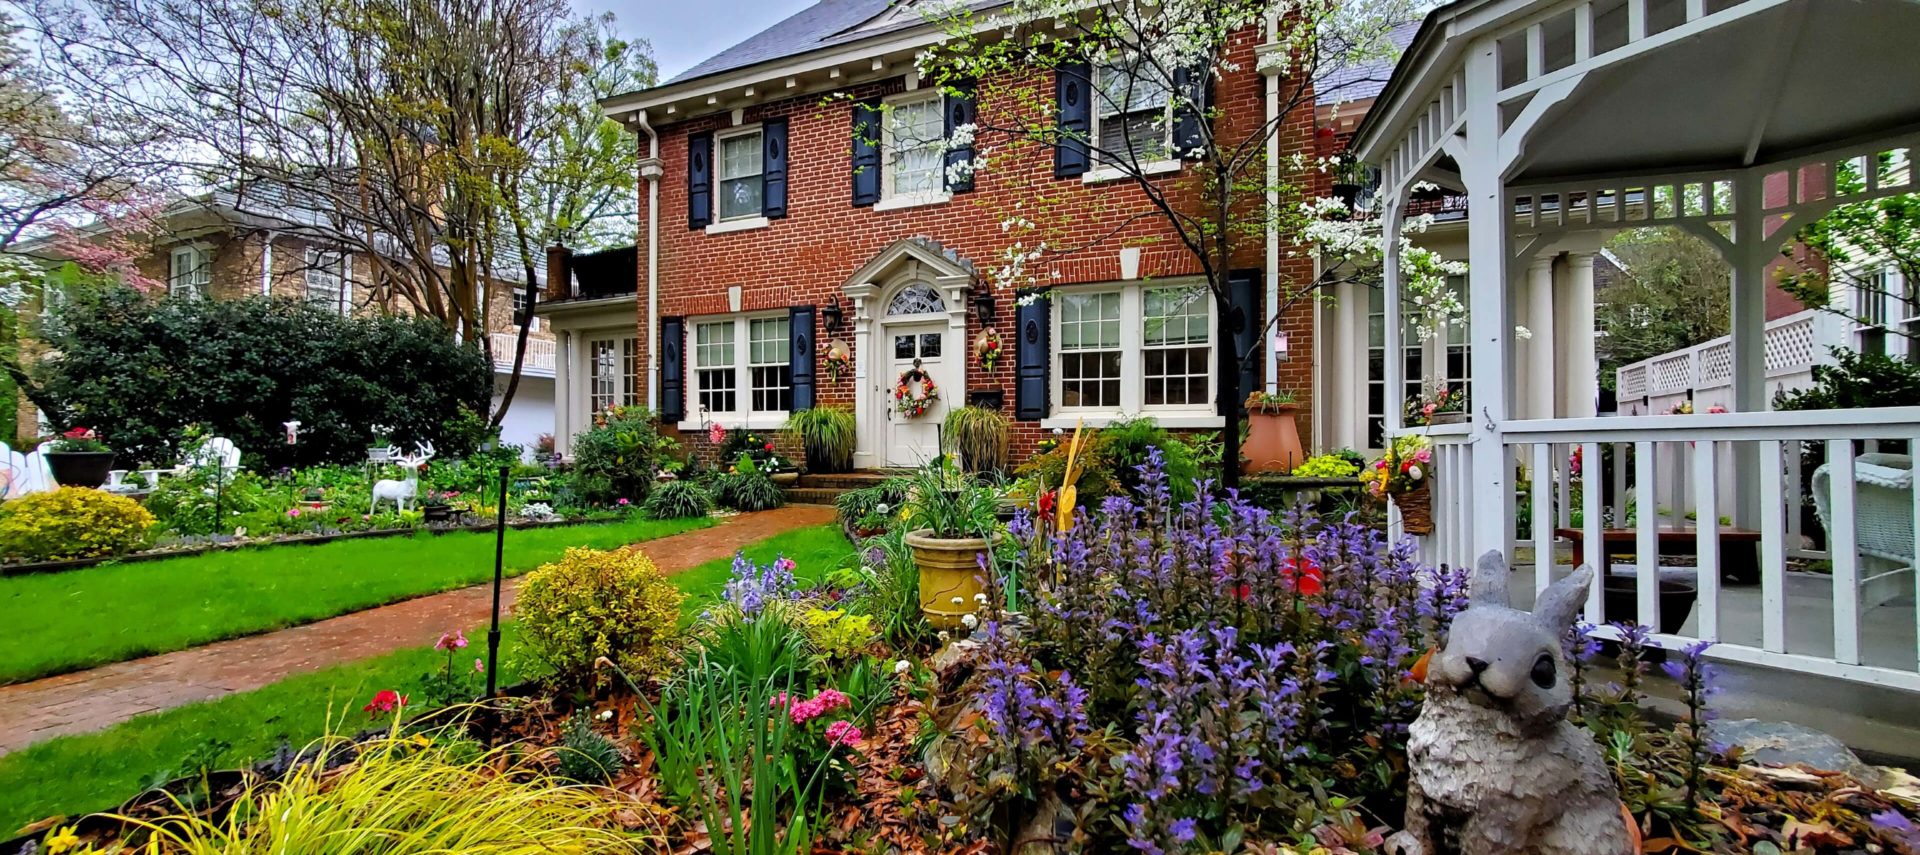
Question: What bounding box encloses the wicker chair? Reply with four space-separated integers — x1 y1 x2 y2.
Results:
1813 452 1914 608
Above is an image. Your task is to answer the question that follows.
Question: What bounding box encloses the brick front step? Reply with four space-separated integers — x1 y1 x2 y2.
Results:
781 487 846 506
783 469 904 506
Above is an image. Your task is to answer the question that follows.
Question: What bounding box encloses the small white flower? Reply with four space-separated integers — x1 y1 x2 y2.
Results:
875 503 890 514
961 613 979 629
951 596 965 605
937 630 951 642
598 709 613 722
1052 427 1064 436
1514 325 1533 341
1408 464 1426 481
973 592 988 604
895 659 912 675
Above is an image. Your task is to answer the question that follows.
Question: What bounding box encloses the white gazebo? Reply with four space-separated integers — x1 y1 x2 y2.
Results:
1355 0 1920 690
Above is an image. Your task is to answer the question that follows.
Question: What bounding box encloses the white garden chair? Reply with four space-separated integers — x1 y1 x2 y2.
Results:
1813 452 1915 608
177 436 242 473
0 442 53 498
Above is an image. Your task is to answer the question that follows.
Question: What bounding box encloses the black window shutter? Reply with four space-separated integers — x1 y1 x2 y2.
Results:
943 81 977 193
1014 289 1051 420
1172 64 1212 158
851 101 881 207
1226 271 1262 416
762 118 789 219
687 134 713 229
788 305 816 411
1054 61 1091 178
659 316 686 422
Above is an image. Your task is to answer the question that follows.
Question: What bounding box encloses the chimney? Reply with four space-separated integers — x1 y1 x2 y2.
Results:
545 245 572 302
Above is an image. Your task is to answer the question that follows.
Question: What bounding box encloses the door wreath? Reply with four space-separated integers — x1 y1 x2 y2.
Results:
894 366 940 418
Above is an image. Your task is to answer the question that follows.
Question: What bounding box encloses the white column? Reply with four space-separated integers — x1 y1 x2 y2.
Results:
1729 175 1767 528
1525 254 1556 420
1462 39 1513 561
1326 280 1356 449
553 329 574 455
1562 251 1598 418
849 291 878 469
1381 198 1407 437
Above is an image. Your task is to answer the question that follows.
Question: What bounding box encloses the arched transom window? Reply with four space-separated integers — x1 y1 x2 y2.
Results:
886 282 945 316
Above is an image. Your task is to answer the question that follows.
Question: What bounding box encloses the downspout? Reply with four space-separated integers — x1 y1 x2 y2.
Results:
1263 20 1282 396
260 231 274 296
633 110 663 411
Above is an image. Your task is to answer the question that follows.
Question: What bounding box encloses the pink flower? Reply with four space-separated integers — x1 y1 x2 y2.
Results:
775 556 796 573
824 720 863 747
474 658 485 673
813 688 850 712
708 423 726 444
617 497 630 506
1414 448 1432 464
287 508 300 518
435 630 468 651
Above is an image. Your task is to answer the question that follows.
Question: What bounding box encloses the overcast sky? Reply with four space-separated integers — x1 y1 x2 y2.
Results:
580 0 817 82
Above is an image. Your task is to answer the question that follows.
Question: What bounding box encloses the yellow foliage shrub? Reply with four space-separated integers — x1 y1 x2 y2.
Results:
515 546 684 686
0 487 155 562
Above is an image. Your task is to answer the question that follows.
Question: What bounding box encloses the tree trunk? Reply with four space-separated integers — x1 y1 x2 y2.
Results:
1216 273 1241 493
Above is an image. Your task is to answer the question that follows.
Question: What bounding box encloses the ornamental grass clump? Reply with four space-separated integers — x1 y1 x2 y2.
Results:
0 486 155 561
967 446 1469 852
516 546 684 688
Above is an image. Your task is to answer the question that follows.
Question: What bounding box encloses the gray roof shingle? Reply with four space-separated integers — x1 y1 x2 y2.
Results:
1312 20 1420 106
667 0 903 84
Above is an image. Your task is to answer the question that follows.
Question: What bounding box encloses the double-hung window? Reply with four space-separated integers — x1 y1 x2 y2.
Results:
689 313 792 425
717 127 764 221
695 321 738 414
1094 58 1172 166
1052 280 1219 422
304 248 350 315
169 246 211 299
884 91 945 200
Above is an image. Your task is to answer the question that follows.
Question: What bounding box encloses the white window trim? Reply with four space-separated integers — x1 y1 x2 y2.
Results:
714 124 765 223
303 247 352 315
705 215 771 235
879 90 950 208
1049 278 1218 422
169 244 212 298
584 334 639 415
1090 60 1178 178
679 310 793 431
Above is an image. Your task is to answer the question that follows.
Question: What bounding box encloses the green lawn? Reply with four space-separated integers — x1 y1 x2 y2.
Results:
0 515 713 685
0 523 854 834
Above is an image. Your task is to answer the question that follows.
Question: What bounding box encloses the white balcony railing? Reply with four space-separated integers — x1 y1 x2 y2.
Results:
1440 409 1920 692
492 332 555 376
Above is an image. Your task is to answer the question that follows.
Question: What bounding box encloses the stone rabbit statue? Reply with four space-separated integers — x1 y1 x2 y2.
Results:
1387 551 1634 855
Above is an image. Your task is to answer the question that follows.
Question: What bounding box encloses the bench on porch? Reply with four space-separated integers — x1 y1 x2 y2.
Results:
1555 527 1761 585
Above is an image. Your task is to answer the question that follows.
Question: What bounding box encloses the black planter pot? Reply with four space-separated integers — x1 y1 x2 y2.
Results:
1601 573 1698 636
45 451 116 488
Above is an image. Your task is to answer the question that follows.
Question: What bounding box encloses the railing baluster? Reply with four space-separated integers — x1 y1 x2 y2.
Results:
1827 439 1862 665
1759 439 1787 653
1628 0 1648 41
1533 442 1554 594
1635 440 1659 630
1694 438 1719 641
1582 441 1604 621
1785 439 1804 555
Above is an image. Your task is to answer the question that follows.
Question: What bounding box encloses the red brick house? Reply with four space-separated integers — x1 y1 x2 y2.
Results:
553 0 1327 466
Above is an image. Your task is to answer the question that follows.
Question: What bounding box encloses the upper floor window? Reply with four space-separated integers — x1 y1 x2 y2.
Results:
169 245 211 299
717 127 764 221
1053 280 1217 419
884 92 944 200
304 248 350 315
1095 58 1172 165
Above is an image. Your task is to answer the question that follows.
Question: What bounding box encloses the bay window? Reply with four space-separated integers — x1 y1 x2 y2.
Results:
1051 280 1217 423
690 313 791 425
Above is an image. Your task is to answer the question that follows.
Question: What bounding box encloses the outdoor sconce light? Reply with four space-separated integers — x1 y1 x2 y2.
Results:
284 420 301 445
822 299 844 332
975 294 996 326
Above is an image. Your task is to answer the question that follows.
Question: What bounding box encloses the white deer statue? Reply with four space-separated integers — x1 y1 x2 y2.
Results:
370 441 435 514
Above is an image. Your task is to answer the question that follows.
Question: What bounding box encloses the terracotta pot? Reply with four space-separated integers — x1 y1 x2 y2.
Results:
905 528 989 630
1243 404 1304 474
46 451 116 488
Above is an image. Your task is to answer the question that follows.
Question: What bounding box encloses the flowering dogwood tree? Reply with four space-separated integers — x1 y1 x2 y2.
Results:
915 0 1416 486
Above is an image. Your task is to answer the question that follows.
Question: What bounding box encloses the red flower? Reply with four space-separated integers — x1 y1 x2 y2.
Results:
1283 556 1324 596
363 689 408 714
763 442 774 452
1037 488 1057 520
1233 583 1252 601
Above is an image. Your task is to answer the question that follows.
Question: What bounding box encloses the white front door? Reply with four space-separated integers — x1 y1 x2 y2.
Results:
882 322 951 466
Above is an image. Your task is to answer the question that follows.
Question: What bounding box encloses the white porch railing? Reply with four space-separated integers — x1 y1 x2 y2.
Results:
1444 409 1920 692
491 332 555 376
1614 309 1826 416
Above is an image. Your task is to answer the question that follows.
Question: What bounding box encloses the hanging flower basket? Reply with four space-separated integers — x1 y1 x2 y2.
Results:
1395 482 1434 535
973 328 1004 373
824 339 852 384
894 366 940 418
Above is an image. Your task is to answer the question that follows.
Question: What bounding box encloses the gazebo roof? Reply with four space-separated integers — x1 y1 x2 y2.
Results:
1354 0 1920 189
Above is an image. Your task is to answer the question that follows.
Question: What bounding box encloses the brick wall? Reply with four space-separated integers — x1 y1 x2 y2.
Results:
637 28 1324 461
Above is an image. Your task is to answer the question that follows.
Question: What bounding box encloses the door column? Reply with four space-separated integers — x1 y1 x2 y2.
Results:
1560 252 1598 418
1524 255 1556 420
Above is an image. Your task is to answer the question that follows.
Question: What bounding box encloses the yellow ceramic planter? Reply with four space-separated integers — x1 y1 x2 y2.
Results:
905 528 990 629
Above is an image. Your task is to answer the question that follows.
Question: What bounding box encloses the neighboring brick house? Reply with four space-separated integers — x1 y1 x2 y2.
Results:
567 0 1325 466
15 188 557 452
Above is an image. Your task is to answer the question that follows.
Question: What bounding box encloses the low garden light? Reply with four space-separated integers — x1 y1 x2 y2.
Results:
283 420 301 445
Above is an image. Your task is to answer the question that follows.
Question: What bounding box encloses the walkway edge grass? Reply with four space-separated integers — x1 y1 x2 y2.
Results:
0 523 853 835
0 515 714 685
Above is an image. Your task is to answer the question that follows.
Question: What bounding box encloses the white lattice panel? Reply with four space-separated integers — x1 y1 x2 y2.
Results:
1767 316 1816 373
1699 342 1733 386
1649 354 1694 395
1618 365 1646 399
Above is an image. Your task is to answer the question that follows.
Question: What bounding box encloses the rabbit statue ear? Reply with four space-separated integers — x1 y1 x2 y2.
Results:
1535 564 1597 630
1470 550 1511 607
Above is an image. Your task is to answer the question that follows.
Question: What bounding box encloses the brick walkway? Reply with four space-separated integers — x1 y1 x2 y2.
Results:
0 505 834 755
